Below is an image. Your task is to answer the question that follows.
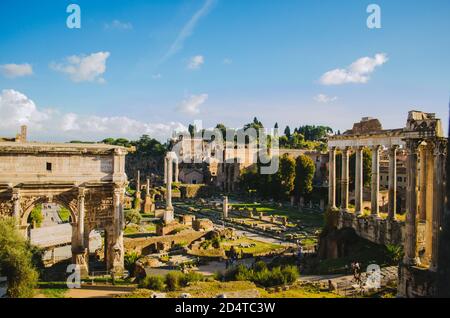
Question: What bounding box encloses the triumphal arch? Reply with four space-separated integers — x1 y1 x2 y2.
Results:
0 137 129 275
328 111 448 297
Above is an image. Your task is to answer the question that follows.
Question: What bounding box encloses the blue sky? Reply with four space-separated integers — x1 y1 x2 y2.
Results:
0 0 449 141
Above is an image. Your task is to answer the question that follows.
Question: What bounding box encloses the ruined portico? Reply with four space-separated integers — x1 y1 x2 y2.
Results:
0 141 130 276
327 112 448 297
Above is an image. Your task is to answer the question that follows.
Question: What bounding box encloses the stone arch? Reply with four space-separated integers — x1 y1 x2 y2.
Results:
20 193 78 227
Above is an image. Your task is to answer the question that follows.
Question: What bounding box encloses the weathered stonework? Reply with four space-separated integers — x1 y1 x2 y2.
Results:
327 111 448 298
336 211 404 246
0 140 130 276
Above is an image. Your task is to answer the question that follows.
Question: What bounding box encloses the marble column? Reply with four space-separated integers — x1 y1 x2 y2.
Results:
144 178 153 213
110 186 124 274
424 145 434 266
341 147 350 210
419 145 427 221
166 156 174 212
371 145 381 217
355 147 363 215
164 157 168 184
404 140 420 266
135 170 141 212
430 140 447 271
77 187 86 249
223 196 229 219
328 148 336 209
12 188 21 223
174 158 179 183
136 170 141 192
388 146 398 220
73 187 88 277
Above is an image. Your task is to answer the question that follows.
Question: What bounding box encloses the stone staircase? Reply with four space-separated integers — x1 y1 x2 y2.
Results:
328 266 398 297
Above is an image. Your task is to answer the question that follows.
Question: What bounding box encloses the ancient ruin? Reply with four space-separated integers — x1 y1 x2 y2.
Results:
0 138 130 276
327 111 448 297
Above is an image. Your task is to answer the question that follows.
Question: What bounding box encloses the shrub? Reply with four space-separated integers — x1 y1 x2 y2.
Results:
234 264 252 281
165 271 183 291
0 217 39 298
124 251 141 277
180 272 204 286
222 263 299 288
141 276 165 291
281 265 299 284
125 209 142 226
29 205 43 228
253 261 268 272
211 236 222 249
385 244 404 264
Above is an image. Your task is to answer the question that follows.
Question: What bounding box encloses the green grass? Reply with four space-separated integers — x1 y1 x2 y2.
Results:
259 283 340 298
221 237 284 256
37 282 69 298
58 207 71 223
39 288 68 298
231 203 324 227
120 280 340 298
166 281 259 298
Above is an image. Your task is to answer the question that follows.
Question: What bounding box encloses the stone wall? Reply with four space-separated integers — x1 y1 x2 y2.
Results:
337 211 405 246
0 143 121 185
124 230 208 255
398 264 438 297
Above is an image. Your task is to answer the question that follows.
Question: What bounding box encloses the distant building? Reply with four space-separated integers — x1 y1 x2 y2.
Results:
0 125 27 143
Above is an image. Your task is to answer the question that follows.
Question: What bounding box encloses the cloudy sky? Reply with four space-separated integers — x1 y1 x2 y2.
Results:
0 0 449 142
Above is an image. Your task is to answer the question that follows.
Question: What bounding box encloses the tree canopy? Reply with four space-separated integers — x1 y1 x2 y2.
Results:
294 155 316 199
0 217 39 298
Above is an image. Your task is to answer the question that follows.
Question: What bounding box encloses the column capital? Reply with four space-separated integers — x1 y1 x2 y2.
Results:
341 146 351 155
78 187 86 198
12 188 20 200
405 139 422 154
390 144 399 151
371 144 382 151
433 138 448 156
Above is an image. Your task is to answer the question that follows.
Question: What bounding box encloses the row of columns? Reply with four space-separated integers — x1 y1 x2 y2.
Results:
403 139 447 271
329 145 398 219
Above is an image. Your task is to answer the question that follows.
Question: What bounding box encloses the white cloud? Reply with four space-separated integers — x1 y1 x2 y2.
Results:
319 53 388 85
50 52 110 83
104 20 133 30
0 89 186 142
178 94 208 115
0 89 49 130
152 73 162 80
223 58 233 65
60 114 185 140
314 94 338 103
161 0 215 62
188 55 204 70
0 64 33 78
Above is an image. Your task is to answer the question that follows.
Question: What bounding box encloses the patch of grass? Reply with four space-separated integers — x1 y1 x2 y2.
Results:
39 288 68 298
259 283 340 298
167 281 259 298
231 203 324 227
124 224 140 235
37 282 69 298
221 237 283 256
58 207 71 223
